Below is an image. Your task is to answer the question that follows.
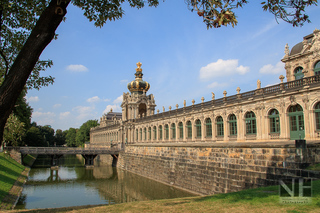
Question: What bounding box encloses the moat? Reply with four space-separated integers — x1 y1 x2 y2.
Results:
15 155 195 210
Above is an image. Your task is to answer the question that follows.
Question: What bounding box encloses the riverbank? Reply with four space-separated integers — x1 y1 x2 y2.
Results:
6 179 320 213
0 152 36 210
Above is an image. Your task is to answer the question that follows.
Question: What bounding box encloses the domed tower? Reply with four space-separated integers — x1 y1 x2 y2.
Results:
121 62 156 121
127 62 150 94
282 29 320 81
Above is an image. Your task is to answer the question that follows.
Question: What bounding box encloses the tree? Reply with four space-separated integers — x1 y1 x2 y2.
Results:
66 127 77 147
76 120 99 147
12 90 33 130
54 129 66 146
0 0 317 147
24 126 46 147
40 125 55 146
189 0 317 29
3 114 25 146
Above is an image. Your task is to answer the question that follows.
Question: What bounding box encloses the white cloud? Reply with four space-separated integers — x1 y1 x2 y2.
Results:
101 96 123 114
66 64 88 72
33 111 55 118
27 96 39 102
207 82 228 89
103 105 122 114
199 59 250 80
73 106 94 114
251 21 277 39
259 61 285 74
113 95 123 104
32 111 55 126
53 104 61 108
104 98 111 102
87 96 101 103
72 106 95 120
59 112 70 120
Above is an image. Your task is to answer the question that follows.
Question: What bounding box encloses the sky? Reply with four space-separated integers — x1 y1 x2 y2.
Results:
26 1 320 131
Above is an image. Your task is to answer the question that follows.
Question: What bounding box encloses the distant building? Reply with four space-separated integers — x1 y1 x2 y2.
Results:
90 29 320 146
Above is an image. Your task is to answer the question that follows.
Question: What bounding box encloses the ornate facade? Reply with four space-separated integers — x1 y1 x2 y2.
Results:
90 29 320 146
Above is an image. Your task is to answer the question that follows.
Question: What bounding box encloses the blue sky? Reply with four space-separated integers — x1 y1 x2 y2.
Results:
26 1 320 131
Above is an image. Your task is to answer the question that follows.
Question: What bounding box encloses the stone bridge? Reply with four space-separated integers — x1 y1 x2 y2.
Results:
19 146 123 168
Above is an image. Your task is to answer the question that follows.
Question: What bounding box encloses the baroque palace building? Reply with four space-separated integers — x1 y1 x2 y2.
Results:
90 29 320 146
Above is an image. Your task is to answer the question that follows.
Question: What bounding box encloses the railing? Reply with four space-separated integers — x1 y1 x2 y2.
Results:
133 75 320 124
19 146 123 155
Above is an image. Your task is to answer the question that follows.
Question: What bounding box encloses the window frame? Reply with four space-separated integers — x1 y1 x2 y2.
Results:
186 121 192 139
195 119 201 138
269 109 280 133
245 111 256 135
216 116 224 136
205 118 212 138
228 114 237 136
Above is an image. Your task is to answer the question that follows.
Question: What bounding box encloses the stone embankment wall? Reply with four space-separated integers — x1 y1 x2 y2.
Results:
117 141 320 195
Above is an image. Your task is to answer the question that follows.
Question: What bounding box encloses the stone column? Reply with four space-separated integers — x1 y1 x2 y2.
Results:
238 113 245 142
201 118 205 141
303 100 311 140
223 115 228 142
211 115 216 141
192 120 196 141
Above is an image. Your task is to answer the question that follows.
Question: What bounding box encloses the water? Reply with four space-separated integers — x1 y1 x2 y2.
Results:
15 155 194 210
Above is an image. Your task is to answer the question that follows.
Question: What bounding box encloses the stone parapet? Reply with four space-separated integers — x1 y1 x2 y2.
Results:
118 142 320 195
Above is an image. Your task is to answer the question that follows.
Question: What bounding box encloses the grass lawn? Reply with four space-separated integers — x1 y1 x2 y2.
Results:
0 152 25 204
306 163 320 171
10 179 320 213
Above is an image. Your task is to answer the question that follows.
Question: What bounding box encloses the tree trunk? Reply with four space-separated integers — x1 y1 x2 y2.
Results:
0 0 70 146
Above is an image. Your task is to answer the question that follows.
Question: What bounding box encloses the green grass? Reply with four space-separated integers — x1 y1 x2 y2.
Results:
11 179 320 213
306 163 320 171
22 154 36 167
0 152 25 204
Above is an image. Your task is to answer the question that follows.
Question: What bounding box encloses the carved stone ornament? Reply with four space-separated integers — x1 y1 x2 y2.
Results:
290 95 296 104
236 87 241 94
284 43 289 57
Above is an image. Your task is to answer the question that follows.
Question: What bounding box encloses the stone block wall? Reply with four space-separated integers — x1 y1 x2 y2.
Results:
117 142 320 195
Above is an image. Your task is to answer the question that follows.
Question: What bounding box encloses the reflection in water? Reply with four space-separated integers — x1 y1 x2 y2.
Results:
15 155 194 210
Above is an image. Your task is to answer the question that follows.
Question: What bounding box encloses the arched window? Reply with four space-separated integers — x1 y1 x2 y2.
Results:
314 61 320 75
288 104 304 139
143 128 147 140
196 119 201 138
269 109 280 133
315 102 320 130
289 104 303 112
165 124 169 139
216 116 224 136
139 128 142 140
228 114 237 135
171 123 176 139
159 125 163 140
186 121 192 139
153 126 157 140
136 129 138 141
178 122 183 139
148 127 151 140
294 66 304 80
205 118 212 138
245 111 256 135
